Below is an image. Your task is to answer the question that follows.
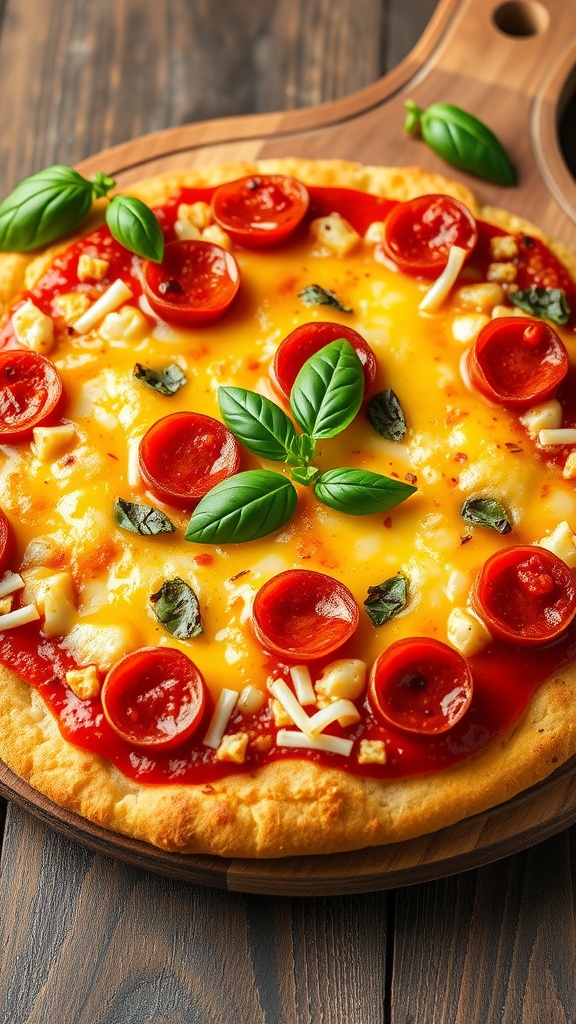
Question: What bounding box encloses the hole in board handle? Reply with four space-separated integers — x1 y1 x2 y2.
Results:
492 1 549 37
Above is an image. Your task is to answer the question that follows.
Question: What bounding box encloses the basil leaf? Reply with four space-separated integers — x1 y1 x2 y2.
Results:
105 194 164 262
114 497 176 535
133 362 187 396
150 577 203 639
218 386 298 461
298 285 352 313
509 287 571 327
405 100 517 187
185 470 297 544
0 165 95 251
290 465 320 486
364 573 408 627
461 497 512 534
290 340 364 439
367 389 406 442
314 468 416 515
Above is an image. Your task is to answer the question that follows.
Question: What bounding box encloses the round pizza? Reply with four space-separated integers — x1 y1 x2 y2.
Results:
0 156 576 859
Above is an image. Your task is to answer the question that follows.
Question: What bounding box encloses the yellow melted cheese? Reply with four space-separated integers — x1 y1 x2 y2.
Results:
2 227 576 700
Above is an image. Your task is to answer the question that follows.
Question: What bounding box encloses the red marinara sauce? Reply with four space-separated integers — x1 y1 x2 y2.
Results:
0 183 575 785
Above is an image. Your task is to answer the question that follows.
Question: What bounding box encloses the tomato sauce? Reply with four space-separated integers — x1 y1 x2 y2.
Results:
1 183 575 786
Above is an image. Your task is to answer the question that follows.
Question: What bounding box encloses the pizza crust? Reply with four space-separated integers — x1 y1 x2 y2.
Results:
1 158 576 859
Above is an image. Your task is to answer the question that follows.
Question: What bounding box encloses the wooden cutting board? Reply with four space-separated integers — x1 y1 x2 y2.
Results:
2 0 576 895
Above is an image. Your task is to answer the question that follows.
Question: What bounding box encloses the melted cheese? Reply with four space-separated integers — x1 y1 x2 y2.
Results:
2 222 576 717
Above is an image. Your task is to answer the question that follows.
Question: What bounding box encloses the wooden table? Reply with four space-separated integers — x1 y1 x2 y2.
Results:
1 1 575 1020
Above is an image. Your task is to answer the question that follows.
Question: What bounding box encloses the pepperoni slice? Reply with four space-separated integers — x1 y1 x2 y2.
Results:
101 647 209 750
466 317 568 408
369 637 473 735
211 174 309 247
0 349 64 443
252 569 359 660
272 321 378 400
0 509 14 573
471 545 576 647
142 240 240 326
139 412 241 508
380 194 478 277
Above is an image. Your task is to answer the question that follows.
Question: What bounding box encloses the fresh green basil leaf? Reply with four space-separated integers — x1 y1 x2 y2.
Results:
461 496 512 534
314 468 416 515
0 165 94 251
298 284 352 313
218 386 298 462
185 470 297 544
405 100 516 187
290 339 364 439
367 389 407 442
290 465 320 486
114 497 176 535
105 194 164 262
364 573 408 627
509 287 571 327
150 577 202 639
133 362 187 396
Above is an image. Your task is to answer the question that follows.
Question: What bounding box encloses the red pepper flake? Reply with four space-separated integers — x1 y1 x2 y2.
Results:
107 452 119 460
228 569 250 582
405 472 417 485
194 553 214 567
383 516 393 529
460 534 473 545
454 452 468 464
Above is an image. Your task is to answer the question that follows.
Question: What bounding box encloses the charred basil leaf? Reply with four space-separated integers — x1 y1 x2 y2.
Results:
133 362 187 396
298 284 352 313
509 287 571 327
150 577 203 639
461 496 512 534
364 573 408 627
367 389 407 442
114 497 176 535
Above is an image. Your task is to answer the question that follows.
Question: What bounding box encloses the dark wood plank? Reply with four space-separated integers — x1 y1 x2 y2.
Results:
391 829 576 1023
0 811 390 1023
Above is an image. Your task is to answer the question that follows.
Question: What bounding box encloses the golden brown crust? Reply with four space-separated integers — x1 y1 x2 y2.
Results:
1 157 576 859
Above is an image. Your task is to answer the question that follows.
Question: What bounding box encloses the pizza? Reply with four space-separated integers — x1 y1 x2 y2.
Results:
1 156 576 859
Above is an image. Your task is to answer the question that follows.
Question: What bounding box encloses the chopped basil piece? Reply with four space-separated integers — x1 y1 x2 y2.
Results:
150 577 203 639
367 389 407 442
364 573 408 627
114 497 176 535
133 362 187 396
509 287 571 327
297 284 352 313
460 497 512 534
290 465 320 486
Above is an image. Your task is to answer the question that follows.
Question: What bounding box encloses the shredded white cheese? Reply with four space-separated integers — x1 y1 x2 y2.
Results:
73 279 133 334
0 572 25 599
289 664 316 705
539 428 576 447
419 245 467 312
0 604 40 630
203 688 238 749
268 678 311 733
276 729 354 757
306 699 360 735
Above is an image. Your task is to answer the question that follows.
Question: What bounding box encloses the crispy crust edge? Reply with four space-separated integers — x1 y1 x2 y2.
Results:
1 157 576 859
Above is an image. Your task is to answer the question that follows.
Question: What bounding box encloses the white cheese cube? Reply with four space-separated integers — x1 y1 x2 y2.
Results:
486 262 517 283
53 292 91 325
62 622 139 671
237 685 266 715
174 220 202 241
311 214 360 256
77 255 110 282
99 305 148 342
363 221 386 244
447 607 491 657
12 300 54 354
31 424 77 462
177 201 213 230
451 313 490 344
455 282 505 313
536 521 576 568
201 224 233 250
519 399 562 439
315 659 367 703
489 235 519 260
563 453 576 480
22 568 76 637
358 739 387 765
215 732 249 763
65 665 101 700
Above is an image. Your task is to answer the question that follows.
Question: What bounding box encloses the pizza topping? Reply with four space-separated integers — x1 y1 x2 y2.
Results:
460 497 512 535
77 254 110 283
215 731 249 763
289 664 317 705
143 240 240 326
138 411 241 508
105 194 164 262
276 728 354 757
272 322 377 400
211 174 309 247
314 468 416 516
364 573 408 626
203 688 238 749
65 665 101 701
0 515 15 576
466 317 569 408
113 497 176 536
253 569 359 660
101 647 208 750
0 349 64 443
0 604 41 629
149 577 203 640
297 284 352 313
471 545 576 647
446 607 492 657
509 286 571 326
12 300 55 354
418 244 467 311
404 101 517 186
538 428 576 447
379 194 478 278
133 362 187 396
310 213 361 256
314 659 367 703
536 521 576 568
369 637 474 734
519 398 562 438
31 423 77 461
358 739 387 764
185 470 298 544
73 278 133 334
366 388 407 441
